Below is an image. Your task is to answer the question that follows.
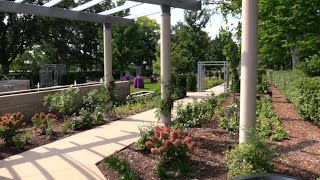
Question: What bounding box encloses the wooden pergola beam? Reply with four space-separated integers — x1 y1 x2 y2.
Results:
0 0 134 25
128 0 201 11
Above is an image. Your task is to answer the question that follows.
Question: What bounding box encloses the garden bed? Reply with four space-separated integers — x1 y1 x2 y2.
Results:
97 89 320 179
0 116 119 160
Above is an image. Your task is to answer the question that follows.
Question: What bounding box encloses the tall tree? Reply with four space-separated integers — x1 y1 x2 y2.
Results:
0 12 40 74
220 28 240 91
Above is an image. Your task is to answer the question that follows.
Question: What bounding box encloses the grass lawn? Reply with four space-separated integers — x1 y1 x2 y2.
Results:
130 81 160 93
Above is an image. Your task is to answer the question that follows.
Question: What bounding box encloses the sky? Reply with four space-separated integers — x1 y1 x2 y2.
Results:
127 4 240 38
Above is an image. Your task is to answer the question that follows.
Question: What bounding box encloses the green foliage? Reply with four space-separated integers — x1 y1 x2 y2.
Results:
298 54 320 77
187 74 197 92
60 72 87 85
82 84 113 114
72 108 95 130
61 119 73 134
256 97 288 141
220 97 287 141
270 70 320 125
0 113 24 143
220 29 240 92
219 102 240 132
114 96 159 117
223 132 276 179
205 77 224 89
32 112 56 139
258 0 320 69
13 130 32 149
156 97 174 120
104 155 135 180
173 96 218 129
111 17 160 76
171 75 187 99
44 87 80 117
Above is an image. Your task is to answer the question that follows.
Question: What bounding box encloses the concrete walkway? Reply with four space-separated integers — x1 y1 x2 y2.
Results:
0 84 224 180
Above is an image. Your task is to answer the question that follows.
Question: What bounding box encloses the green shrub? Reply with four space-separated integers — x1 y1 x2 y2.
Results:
205 77 224 89
72 108 94 130
60 72 87 85
219 97 287 141
32 112 56 139
269 70 320 125
223 132 276 179
114 96 159 117
104 155 135 180
82 84 114 115
187 74 197 91
298 54 320 77
61 119 73 134
173 96 218 129
13 130 32 149
171 74 187 99
44 87 80 117
0 113 24 143
219 101 240 132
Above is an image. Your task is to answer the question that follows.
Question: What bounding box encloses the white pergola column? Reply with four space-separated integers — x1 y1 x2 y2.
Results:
103 23 112 85
239 0 259 144
160 5 171 125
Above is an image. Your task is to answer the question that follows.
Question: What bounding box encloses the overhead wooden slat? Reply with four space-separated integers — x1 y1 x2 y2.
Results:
0 0 134 25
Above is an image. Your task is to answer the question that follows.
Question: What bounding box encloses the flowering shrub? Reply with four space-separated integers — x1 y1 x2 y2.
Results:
138 125 196 178
0 113 24 143
144 126 196 156
32 112 56 138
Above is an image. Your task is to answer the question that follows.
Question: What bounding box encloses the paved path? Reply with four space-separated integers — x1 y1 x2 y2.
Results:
0 84 224 180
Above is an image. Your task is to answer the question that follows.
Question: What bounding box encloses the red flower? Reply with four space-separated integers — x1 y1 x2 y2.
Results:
151 136 160 143
173 139 182 147
159 146 167 153
163 126 170 133
169 137 175 143
165 140 174 149
183 136 191 144
170 130 178 139
176 128 183 138
145 141 153 149
160 131 169 140
151 148 158 154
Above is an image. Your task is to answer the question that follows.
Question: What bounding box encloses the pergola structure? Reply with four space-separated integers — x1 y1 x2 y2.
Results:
197 61 229 92
0 0 259 143
0 0 201 125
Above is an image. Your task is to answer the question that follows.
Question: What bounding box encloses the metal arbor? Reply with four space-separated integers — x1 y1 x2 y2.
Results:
197 61 229 92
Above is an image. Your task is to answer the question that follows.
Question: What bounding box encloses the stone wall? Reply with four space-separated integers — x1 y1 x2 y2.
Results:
0 81 130 120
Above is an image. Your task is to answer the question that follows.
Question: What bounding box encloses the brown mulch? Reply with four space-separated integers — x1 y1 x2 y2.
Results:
269 83 320 179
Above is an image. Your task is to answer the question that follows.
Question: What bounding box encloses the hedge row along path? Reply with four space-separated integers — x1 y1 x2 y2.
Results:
269 83 320 179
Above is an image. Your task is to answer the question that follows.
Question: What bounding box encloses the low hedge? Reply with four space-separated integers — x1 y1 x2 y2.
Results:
269 70 320 125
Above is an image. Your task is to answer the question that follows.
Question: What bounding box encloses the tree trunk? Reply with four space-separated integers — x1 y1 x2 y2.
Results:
290 47 300 69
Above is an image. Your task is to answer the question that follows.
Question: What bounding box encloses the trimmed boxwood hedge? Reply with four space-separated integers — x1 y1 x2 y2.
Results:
269 70 320 125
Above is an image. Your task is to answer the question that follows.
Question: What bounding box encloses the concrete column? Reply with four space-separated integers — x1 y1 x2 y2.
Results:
103 23 112 85
239 0 259 144
160 5 171 125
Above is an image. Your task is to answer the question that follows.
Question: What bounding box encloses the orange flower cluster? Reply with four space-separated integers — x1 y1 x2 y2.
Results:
0 112 24 130
32 112 56 132
144 126 197 155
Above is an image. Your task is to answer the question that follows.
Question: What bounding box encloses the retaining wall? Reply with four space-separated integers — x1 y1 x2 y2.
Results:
0 80 30 92
0 81 130 120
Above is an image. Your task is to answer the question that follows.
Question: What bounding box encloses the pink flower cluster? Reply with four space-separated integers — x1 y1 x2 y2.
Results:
0 112 24 130
144 126 197 155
